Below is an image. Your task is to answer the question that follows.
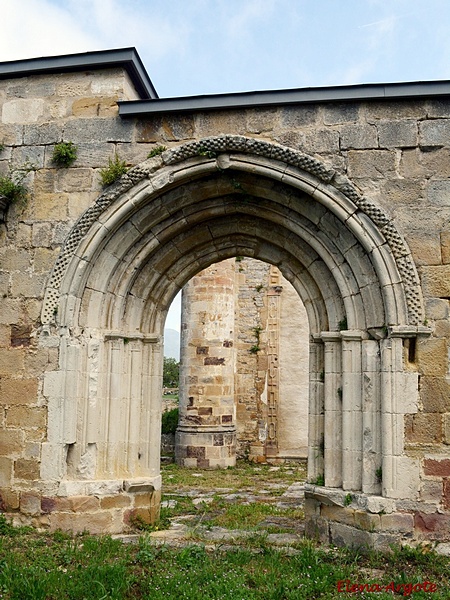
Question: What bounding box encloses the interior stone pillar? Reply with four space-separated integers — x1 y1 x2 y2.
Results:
176 260 236 468
264 268 282 458
322 332 342 487
341 331 363 491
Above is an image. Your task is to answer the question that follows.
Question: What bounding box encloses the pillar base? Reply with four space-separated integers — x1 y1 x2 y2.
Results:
304 484 450 549
1 477 161 534
175 425 236 468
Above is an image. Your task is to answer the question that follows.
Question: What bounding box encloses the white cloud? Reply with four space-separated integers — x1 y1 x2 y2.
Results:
224 0 278 39
0 0 190 66
0 0 99 61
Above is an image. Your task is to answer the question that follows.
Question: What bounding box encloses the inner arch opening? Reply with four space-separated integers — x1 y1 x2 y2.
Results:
172 257 309 469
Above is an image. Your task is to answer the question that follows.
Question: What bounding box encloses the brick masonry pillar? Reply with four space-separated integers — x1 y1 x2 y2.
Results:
176 259 236 468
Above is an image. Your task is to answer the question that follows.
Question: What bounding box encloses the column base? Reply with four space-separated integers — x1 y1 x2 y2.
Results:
1 477 161 534
175 425 236 468
304 484 450 549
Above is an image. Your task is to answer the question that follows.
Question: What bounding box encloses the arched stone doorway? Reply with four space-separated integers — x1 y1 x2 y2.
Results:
40 136 426 537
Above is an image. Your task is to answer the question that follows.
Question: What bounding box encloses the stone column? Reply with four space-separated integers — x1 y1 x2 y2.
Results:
341 331 363 491
322 332 342 487
361 339 381 494
176 260 236 468
307 335 324 482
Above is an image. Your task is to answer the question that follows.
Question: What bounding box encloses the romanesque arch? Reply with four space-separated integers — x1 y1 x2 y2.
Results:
40 136 427 533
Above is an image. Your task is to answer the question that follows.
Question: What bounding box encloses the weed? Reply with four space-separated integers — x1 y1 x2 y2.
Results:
147 145 167 158
235 255 244 262
338 316 348 330
99 153 128 187
255 284 264 292
312 473 325 486
376 466 382 482
0 143 5 153
337 386 343 400
52 141 78 167
0 513 14 535
177 544 207 567
198 146 217 159
249 344 260 354
0 163 34 206
344 493 353 506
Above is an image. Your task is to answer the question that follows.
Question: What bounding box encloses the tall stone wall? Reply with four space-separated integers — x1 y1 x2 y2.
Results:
0 57 448 544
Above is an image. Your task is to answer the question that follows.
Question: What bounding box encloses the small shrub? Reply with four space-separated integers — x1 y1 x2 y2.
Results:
161 408 179 434
52 141 78 167
0 163 34 206
249 345 260 354
147 145 166 158
0 175 27 204
99 154 128 187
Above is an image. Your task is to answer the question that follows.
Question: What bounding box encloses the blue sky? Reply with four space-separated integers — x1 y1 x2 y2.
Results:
2 0 450 331
2 0 450 98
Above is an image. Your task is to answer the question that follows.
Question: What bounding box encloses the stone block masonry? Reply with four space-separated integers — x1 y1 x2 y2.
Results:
0 50 449 545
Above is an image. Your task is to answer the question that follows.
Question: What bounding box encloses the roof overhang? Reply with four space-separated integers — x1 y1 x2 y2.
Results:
118 79 450 116
0 47 158 100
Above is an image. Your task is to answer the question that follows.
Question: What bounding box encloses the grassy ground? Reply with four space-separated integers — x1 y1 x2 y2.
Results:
157 461 306 534
1 461 449 599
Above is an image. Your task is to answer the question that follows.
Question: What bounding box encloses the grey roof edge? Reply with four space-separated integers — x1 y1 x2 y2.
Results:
118 79 450 116
0 48 158 100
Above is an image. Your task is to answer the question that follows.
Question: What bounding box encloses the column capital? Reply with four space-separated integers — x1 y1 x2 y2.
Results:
388 325 432 338
320 331 342 342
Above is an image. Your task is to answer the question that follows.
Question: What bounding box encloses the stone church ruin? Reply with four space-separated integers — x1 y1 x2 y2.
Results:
0 48 449 549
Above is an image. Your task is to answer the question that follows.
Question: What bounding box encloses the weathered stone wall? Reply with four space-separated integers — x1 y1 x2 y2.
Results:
233 258 309 461
0 61 448 542
0 67 160 532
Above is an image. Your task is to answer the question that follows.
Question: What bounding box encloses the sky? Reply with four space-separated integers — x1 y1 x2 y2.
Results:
2 0 450 98
2 0 450 332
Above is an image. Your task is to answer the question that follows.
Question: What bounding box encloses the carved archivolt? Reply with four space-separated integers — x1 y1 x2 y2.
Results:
41 136 423 325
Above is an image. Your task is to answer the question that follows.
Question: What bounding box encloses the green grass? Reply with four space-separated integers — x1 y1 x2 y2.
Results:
1 462 450 599
161 460 306 492
1 524 450 599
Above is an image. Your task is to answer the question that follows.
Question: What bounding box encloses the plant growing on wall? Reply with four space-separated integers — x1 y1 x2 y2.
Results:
147 145 167 158
99 153 128 187
52 141 78 167
0 163 34 206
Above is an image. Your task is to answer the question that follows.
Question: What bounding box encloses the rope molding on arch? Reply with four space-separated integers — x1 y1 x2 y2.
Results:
40 135 423 326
